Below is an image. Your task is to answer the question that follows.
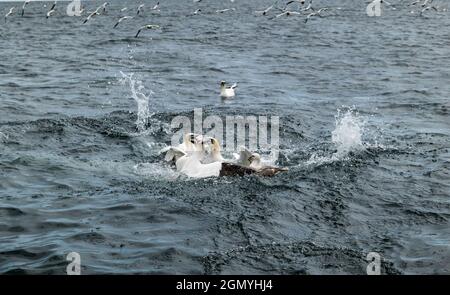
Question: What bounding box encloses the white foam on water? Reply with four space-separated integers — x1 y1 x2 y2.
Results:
307 108 366 166
332 108 364 156
133 162 181 180
119 71 154 133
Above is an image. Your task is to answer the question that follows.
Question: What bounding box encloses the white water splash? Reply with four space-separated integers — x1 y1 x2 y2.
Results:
332 108 364 156
307 108 366 165
119 71 153 132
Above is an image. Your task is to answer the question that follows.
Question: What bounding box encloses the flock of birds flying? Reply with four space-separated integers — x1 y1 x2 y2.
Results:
2 0 447 39
3 1 164 38
406 0 446 16
370 0 447 16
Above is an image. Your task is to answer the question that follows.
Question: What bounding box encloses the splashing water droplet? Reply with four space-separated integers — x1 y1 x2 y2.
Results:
332 108 364 156
119 71 153 133
306 108 366 166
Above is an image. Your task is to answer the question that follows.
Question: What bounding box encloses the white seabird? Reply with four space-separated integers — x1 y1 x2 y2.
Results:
47 1 57 12
201 137 225 164
135 24 160 38
114 16 133 28
248 153 289 176
233 147 254 167
162 134 288 178
5 7 15 23
46 9 56 19
255 4 275 16
161 133 203 163
83 4 105 24
275 10 301 18
421 0 434 7
419 5 438 16
83 9 100 24
220 81 238 98
176 150 223 178
216 8 236 13
171 146 254 179
101 2 109 13
304 8 328 23
201 137 259 167
300 0 314 12
21 0 31 17
137 4 145 15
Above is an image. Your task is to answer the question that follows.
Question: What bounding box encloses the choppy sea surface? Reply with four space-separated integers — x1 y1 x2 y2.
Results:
0 0 449 274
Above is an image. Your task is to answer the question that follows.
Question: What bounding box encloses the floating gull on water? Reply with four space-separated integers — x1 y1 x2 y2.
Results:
220 81 237 98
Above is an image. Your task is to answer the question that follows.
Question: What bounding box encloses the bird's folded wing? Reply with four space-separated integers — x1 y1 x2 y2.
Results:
161 146 186 162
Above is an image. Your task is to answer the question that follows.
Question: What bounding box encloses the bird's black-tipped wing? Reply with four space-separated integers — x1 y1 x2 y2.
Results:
135 28 142 38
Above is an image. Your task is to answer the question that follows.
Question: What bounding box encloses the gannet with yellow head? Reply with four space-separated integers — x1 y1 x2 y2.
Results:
161 133 203 163
202 137 225 164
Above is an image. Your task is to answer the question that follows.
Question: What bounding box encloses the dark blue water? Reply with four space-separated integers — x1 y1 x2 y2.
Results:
0 0 449 274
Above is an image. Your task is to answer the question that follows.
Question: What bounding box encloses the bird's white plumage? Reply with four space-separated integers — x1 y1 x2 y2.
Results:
220 81 237 98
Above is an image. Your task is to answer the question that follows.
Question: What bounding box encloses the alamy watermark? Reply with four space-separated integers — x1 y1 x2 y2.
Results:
66 0 82 17
366 0 382 17
170 108 280 161
66 252 81 275
366 252 381 275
